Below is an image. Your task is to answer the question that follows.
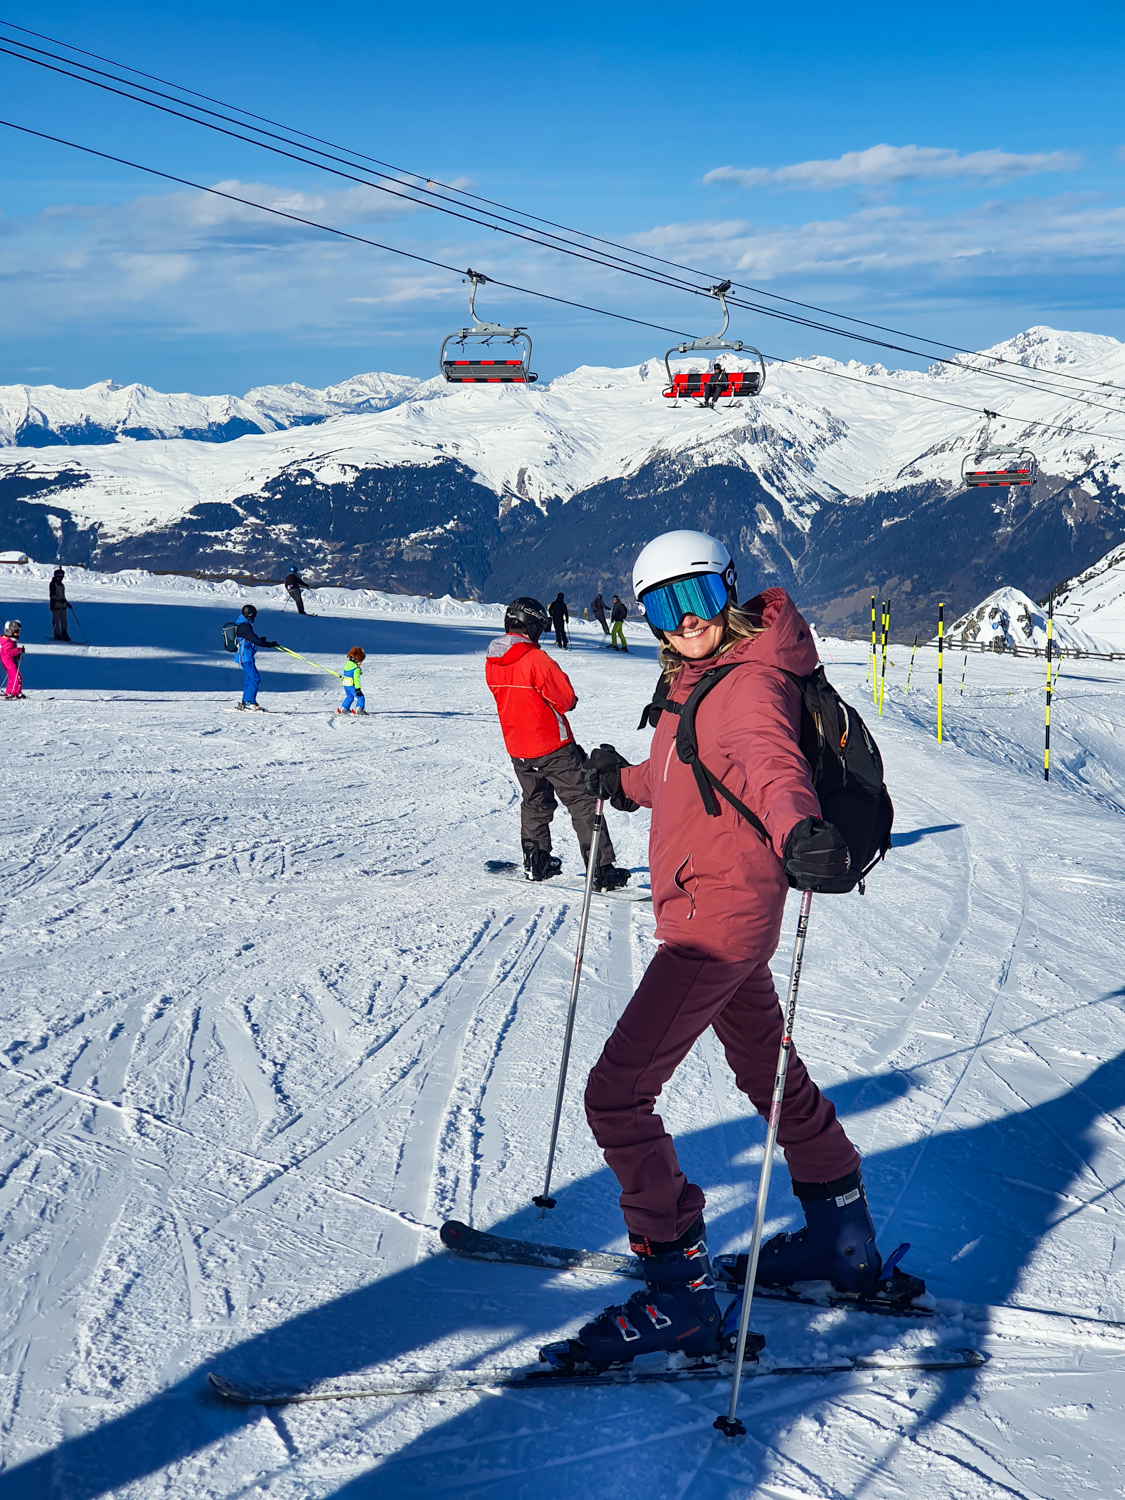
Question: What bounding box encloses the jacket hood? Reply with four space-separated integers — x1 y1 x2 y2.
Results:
672 588 818 695
486 633 539 663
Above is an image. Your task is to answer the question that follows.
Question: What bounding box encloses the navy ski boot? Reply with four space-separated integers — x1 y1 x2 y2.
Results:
539 1217 758 1373
716 1170 925 1308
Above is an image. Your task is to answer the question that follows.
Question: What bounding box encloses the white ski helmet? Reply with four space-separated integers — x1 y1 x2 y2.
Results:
631 530 736 635
3 620 20 635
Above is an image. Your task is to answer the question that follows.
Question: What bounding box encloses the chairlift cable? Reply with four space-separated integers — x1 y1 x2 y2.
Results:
3 30 1125 417
2 18 1119 402
0 115 1122 449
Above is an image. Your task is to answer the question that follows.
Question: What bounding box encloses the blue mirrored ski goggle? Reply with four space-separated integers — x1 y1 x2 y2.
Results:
639 571 731 633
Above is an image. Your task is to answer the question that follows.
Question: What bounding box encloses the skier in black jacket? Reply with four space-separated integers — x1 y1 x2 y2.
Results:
49 569 71 641
284 569 309 615
547 593 569 649
609 595 629 653
590 592 610 639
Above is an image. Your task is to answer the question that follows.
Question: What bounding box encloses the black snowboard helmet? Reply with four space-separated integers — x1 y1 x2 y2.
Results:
505 597 550 640
241 604 258 621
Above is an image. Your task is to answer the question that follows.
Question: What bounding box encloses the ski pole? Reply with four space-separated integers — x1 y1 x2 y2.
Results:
533 800 604 1215
715 889 813 1440
275 645 343 679
67 603 85 636
905 635 918 692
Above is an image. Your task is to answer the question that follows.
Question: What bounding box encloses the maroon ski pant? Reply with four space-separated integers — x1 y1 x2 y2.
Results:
584 945 860 1241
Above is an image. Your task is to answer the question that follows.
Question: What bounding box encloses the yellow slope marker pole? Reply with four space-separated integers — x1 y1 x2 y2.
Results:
1044 594 1053 782
905 634 918 692
937 604 944 743
878 601 890 715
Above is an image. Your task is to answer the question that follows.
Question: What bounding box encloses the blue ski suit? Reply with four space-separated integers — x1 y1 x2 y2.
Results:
235 614 274 703
340 658 365 713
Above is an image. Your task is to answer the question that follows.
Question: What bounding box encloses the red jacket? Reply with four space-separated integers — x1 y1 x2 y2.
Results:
485 634 577 759
620 589 821 961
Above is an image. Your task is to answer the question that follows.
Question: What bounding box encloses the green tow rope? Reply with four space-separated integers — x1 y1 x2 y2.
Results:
275 645 344 680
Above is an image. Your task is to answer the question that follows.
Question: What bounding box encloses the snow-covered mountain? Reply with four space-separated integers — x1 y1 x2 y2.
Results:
948 585 1118 654
0 372 424 446
1054 541 1125 647
4 326 1125 633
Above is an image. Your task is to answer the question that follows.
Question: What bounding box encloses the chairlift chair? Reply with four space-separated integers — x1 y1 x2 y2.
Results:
663 281 766 409
961 410 1037 487
440 271 537 385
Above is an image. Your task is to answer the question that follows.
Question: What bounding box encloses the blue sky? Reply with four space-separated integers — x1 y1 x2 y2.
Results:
1 0 1124 392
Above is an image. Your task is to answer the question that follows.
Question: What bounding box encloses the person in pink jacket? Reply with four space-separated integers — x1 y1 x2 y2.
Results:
539 531 913 1375
2 620 25 700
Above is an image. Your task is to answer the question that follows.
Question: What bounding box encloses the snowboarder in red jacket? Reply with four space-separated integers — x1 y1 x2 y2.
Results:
485 597 630 889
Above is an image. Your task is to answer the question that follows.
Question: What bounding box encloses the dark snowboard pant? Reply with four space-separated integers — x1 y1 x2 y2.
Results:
593 613 609 635
512 742 616 867
585 945 860 1240
51 607 70 640
552 620 568 647
286 586 306 615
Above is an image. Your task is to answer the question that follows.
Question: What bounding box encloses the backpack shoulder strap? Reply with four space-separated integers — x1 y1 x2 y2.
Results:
673 663 770 842
637 671 678 730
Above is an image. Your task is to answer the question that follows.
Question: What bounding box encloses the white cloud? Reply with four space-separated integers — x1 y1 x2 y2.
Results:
704 144 1083 192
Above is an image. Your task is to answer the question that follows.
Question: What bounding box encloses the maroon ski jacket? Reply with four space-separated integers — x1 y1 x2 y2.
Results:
620 588 820 961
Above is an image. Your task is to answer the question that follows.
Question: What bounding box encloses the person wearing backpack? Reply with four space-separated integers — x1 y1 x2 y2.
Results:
538 530 909 1376
608 595 629 652
590 592 610 640
234 605 280 712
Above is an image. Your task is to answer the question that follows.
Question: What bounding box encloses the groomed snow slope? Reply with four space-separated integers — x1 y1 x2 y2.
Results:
1 571 1125 1499
4 326 1125 539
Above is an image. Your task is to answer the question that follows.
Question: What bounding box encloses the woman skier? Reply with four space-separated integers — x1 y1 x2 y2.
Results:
2 620 26 699
540 530 915 1373
338 647 366 715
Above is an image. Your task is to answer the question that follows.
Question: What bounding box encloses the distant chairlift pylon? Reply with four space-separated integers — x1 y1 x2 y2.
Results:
663 280 766 409
440 270 537 385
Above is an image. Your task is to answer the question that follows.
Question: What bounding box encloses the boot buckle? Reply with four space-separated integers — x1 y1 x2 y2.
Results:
614 1314 641 1342
644 1302 672 1330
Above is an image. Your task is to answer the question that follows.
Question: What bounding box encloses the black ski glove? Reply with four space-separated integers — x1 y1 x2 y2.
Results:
581 744 640 812
783 816 853 893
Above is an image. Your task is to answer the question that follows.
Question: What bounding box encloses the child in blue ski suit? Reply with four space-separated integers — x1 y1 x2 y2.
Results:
338 647 366 714
234 605 279 710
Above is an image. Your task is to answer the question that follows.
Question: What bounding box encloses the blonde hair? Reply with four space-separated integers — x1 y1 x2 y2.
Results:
658 601 765 683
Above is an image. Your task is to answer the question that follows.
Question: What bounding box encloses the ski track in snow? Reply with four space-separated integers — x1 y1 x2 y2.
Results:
1 575 1125 1497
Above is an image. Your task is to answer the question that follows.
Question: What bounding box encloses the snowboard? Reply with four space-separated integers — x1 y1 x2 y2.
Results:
440 1221 935 1320
209 1347 983 1404
485 861 652 904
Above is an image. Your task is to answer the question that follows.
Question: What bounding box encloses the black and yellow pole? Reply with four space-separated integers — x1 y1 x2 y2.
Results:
870 595 877 703
937 603 944 743
960 650 968 696
878 601 890 715
1045 593 1053 782
906 634 918 692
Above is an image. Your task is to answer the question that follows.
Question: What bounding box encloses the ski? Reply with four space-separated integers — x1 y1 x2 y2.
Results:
484 861 652 904
209 1347 983 1405
440 1221 935 1320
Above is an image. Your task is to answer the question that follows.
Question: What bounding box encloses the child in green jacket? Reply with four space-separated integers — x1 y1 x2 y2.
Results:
338 647 366 714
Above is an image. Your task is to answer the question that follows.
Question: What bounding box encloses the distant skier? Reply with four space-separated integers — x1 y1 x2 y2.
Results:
608 594 629 652
2 621 25 700
234 605 279 711
590 592 610 639
538 529 917 1375
548 592 570 649
338 647 366 715
485 597 629 889
284 568 309 615
49 569 71 641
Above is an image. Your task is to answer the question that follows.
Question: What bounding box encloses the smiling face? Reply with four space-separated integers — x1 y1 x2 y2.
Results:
665 611 725 660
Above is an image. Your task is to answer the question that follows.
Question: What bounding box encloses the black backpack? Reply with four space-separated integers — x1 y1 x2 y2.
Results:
638 662 893 892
